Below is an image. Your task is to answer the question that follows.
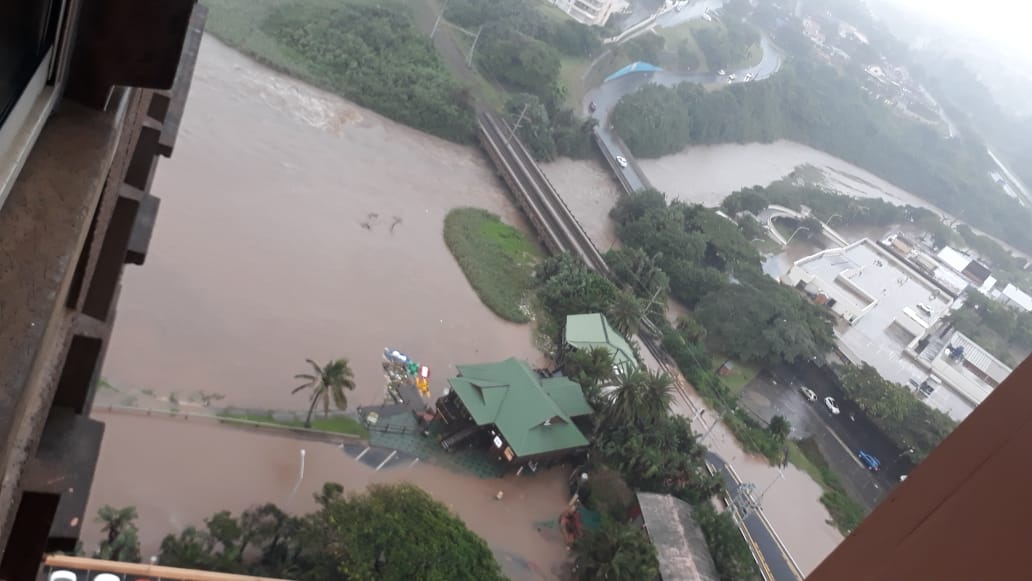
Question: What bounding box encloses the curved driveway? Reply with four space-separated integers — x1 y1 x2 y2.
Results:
584 34 783 192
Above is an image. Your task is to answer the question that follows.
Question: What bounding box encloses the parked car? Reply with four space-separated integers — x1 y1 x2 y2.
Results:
49 572 77 581
718 69 727 76
615 155 628 168
824 396 840 414
800 386 817 402
858 450 881 471
728 73 737 81
745 72 754 81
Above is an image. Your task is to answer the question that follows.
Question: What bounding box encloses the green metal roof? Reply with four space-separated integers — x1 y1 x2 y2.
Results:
564 313 638 372
448 358 589 458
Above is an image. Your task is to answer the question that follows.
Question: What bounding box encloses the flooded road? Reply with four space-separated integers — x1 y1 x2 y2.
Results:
101 36 543 410
540 158 622 250
82 413 570 580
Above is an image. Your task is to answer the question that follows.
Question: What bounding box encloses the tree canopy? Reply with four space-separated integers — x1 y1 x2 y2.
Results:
572 521 659 581
156 483 501 580
836 363 956 460
262 3 475 142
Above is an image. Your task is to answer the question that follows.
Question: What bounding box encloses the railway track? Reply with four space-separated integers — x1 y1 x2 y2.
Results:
477 111 608 274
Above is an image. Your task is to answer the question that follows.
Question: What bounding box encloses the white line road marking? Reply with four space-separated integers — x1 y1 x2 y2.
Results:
376 450 398 471
408 458 421 468
355 447 370 461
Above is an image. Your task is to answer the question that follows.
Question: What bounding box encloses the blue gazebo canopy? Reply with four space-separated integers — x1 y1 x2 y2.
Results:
604 61 663 82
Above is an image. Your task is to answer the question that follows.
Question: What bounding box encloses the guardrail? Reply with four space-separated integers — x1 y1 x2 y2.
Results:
94 405 364 441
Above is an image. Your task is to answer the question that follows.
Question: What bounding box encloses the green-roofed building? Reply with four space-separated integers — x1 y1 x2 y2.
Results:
435 358 592 468
563 313 638 374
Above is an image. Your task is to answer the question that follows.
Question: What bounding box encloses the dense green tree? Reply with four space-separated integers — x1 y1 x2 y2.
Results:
505 93 557 161
604 246 670 317
625 33 665 63
565 346 616 397
262 4 474 142
292 358 357 427
299 483 503 581
595 414 722 501
768 415 791 441
675 313 708 343
94 505 141 563
607 290 645 336
536 253 620 320
601 368 674 430
477 27 561 96
694 501 763 580
836 364 956 459
572 521 659 581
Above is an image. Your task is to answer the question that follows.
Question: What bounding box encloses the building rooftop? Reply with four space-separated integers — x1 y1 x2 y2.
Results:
448 358 590 458
1000 283 1032 312
636 492 719 581
44 555 290 580
565 313 638 372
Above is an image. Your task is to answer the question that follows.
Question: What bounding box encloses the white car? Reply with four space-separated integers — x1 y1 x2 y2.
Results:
49 572 78 581
615 155 628 168
824 396 840 415
718 69 727 76
728 73 737 81
800 386 817 402
745 72 754 82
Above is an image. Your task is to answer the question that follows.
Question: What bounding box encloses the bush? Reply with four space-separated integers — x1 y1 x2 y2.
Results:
444 208 539 323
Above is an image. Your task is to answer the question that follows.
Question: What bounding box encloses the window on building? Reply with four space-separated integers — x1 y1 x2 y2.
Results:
0 0 62 126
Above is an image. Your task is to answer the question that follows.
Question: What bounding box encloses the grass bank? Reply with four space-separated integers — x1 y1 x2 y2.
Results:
203 0 475 142
444 208 541 323
220 410 369 439
788 438 866 534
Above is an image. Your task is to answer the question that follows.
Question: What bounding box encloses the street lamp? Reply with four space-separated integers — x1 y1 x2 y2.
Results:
757 467 785 505
289 448 306 499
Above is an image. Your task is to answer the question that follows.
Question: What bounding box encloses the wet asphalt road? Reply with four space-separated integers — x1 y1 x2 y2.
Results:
738 365 915 510
707 451 804 580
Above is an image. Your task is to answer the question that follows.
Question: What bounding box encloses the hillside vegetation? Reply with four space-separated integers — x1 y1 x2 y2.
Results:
204 0 475 142
610 61 1032 255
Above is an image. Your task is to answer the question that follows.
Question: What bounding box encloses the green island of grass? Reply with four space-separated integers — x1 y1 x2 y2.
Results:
444 207 541 324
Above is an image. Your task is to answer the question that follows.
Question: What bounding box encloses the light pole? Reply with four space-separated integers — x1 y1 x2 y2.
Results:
785 225 810 245
757 467 785 505
289 448 307 499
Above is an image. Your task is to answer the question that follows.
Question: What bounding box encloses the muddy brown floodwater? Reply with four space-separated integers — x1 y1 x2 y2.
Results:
82 413 570 580
101 36 543 410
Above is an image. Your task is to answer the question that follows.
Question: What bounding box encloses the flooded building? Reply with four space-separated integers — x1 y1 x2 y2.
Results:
0 1 204 578
563 313 638 374
436 358 592 469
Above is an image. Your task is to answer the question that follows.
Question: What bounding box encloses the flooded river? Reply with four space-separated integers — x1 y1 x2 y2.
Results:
82 413 570 579
101 36 543 411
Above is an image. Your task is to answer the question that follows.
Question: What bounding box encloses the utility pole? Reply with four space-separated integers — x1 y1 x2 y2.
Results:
506 103 530 143
756 467 785 505
466 26 483 68
430 0 448 39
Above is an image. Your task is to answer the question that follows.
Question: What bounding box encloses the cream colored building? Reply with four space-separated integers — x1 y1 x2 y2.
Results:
547 0 630 26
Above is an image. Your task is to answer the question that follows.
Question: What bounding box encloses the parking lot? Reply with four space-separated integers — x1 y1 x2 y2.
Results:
738 364 913 510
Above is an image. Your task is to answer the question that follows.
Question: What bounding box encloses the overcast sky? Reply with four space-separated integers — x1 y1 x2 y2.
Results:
890 0 1032 59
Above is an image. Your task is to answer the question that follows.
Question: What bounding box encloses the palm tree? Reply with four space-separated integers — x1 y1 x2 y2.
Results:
572 520 658 581
607 291 644 337
602 368 674 430
565 346 616 390
292 358 356 427
95 505 142 563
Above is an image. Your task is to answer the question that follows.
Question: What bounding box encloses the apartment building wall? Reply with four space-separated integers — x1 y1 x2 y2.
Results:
0 2 205 579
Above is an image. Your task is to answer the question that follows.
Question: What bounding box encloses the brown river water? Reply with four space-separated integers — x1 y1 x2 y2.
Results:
101 36 543 411
82 413 570 580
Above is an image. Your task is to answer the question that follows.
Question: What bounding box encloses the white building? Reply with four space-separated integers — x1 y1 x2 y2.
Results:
547 0 629 26
996 283 1032 312
783 239 1009 421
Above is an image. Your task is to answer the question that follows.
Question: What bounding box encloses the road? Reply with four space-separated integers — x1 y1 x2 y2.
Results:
584 33 784 191
708 451 804 581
